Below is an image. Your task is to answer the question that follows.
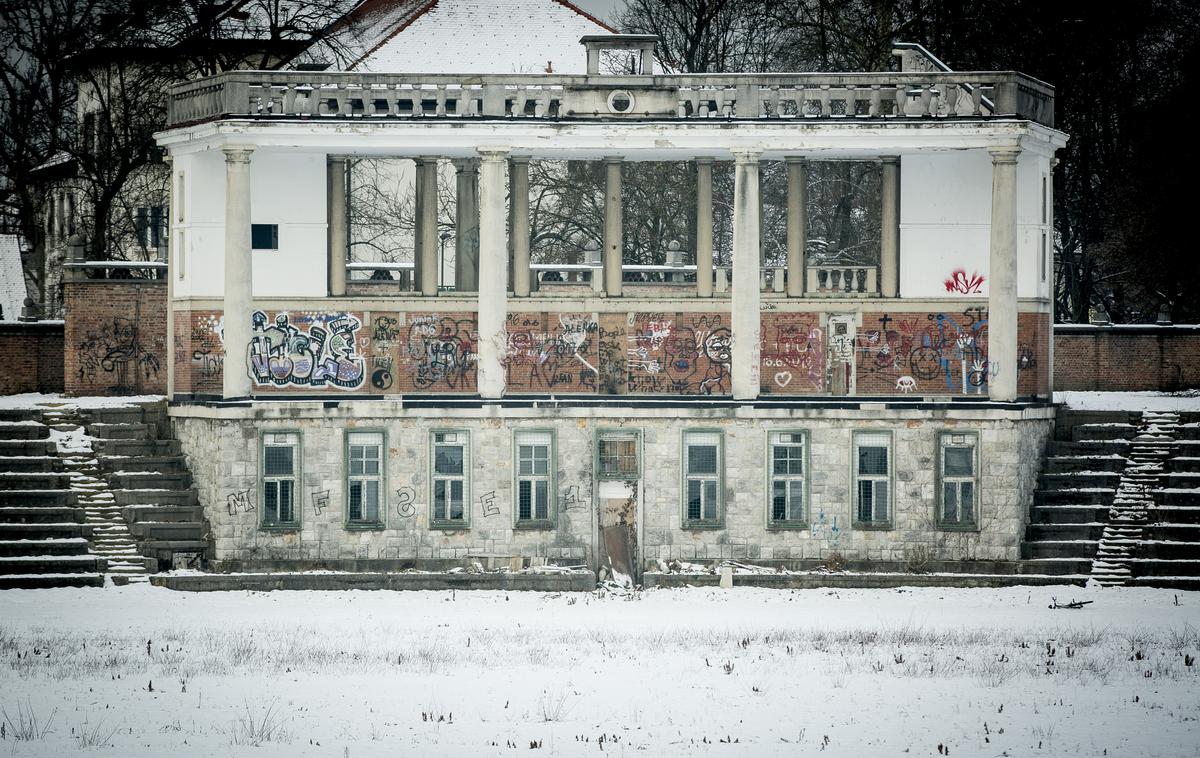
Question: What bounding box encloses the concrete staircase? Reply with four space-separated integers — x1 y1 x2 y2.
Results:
1023 408 1200 590
1089 411 1178 585
1138 413 1200 589
0 409 105 589
1022 410 1137 582
83 404 208 573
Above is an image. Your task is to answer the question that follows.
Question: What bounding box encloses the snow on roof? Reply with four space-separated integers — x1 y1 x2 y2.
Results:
0 235 28 322
347 0 613 73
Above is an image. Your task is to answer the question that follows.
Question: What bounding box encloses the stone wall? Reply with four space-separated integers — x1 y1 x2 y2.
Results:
0 321 64 395
1054 324 1200 391
171 403 1052 569
63 280 167 395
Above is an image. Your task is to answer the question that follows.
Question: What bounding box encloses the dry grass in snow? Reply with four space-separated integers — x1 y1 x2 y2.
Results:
0 584 1197 756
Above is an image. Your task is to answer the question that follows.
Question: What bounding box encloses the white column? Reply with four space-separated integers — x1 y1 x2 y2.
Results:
510 157 531 297
988 146 1020 401
731 148 762 400
880 156 901 297
477 148 509 399
453 158 479 292
603 157 623 297
222 145 254 400
327 157 347 297
785 156 807 297
695 157 714 297
416 157 439 296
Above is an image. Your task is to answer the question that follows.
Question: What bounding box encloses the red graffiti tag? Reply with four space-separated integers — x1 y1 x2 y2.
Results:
944 270 984 294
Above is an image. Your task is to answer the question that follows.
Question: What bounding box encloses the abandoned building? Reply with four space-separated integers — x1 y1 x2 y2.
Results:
138 33 1069 580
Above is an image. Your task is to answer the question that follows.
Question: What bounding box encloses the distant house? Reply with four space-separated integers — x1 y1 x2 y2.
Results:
27 0 613 317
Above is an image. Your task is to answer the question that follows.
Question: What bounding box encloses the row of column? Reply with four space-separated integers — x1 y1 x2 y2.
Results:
327 155 903 300
222 146 1019 402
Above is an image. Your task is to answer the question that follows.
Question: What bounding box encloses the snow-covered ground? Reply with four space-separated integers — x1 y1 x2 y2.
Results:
0 584 1197 757
1055 391 1200 412
0 393 165 410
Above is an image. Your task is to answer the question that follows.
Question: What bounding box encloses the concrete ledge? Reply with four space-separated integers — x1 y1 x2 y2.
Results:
149 571 597 592
643 572 1089 589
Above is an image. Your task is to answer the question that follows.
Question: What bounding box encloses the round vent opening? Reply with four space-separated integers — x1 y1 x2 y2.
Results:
607 90 635 114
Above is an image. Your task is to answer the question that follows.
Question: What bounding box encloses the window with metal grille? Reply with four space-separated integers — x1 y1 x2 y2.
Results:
598 432 639 479
769 431 807 526
515 431 553 525
346 431 383 526
432 431 468 525
262 432 299 527
683 431 722 526
939 432 978 527
853 431 891 526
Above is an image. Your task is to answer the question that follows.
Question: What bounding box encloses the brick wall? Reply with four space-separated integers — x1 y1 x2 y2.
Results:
63 280 167 396
1054 325 1200 391
0 322 64 395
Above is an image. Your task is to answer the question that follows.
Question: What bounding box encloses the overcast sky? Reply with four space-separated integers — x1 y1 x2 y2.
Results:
572 0 624 26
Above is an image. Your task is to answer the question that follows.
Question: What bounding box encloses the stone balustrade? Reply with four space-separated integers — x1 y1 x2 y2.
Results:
167 70 1054 128
805 265 879 296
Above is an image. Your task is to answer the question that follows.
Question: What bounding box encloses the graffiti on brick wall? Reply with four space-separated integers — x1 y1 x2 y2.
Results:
248 311 365 389
857 309 989 394
190 314 224 389
503 313 598 392
617 313 731 395
760 313 825 393
404 315 476 391
76 317 162 393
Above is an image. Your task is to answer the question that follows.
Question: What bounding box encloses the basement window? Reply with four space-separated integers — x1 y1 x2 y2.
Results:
768 431 808 528
346 431 385 528
598 431 639 480
431 430 469 528
682 430 723 529
853 431 892 529
515 430 555 528
261 431 300 528
938 431 979 529
251 223 278 250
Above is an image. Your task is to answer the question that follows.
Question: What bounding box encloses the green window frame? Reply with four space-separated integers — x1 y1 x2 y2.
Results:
431 429 470 528
682 429 723 529
514 429 555 529
260 430 301 529
852 430 893 529
767 430 809 528
345 430 385 529
597 430 640 480
937 431 980 530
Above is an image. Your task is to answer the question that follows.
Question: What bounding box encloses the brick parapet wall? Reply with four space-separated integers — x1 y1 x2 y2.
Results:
62 280 167 396
0 321 64 395
1054 325 1200 392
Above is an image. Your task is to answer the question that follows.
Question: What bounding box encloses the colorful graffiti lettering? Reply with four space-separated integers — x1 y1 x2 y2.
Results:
248 311 365 389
